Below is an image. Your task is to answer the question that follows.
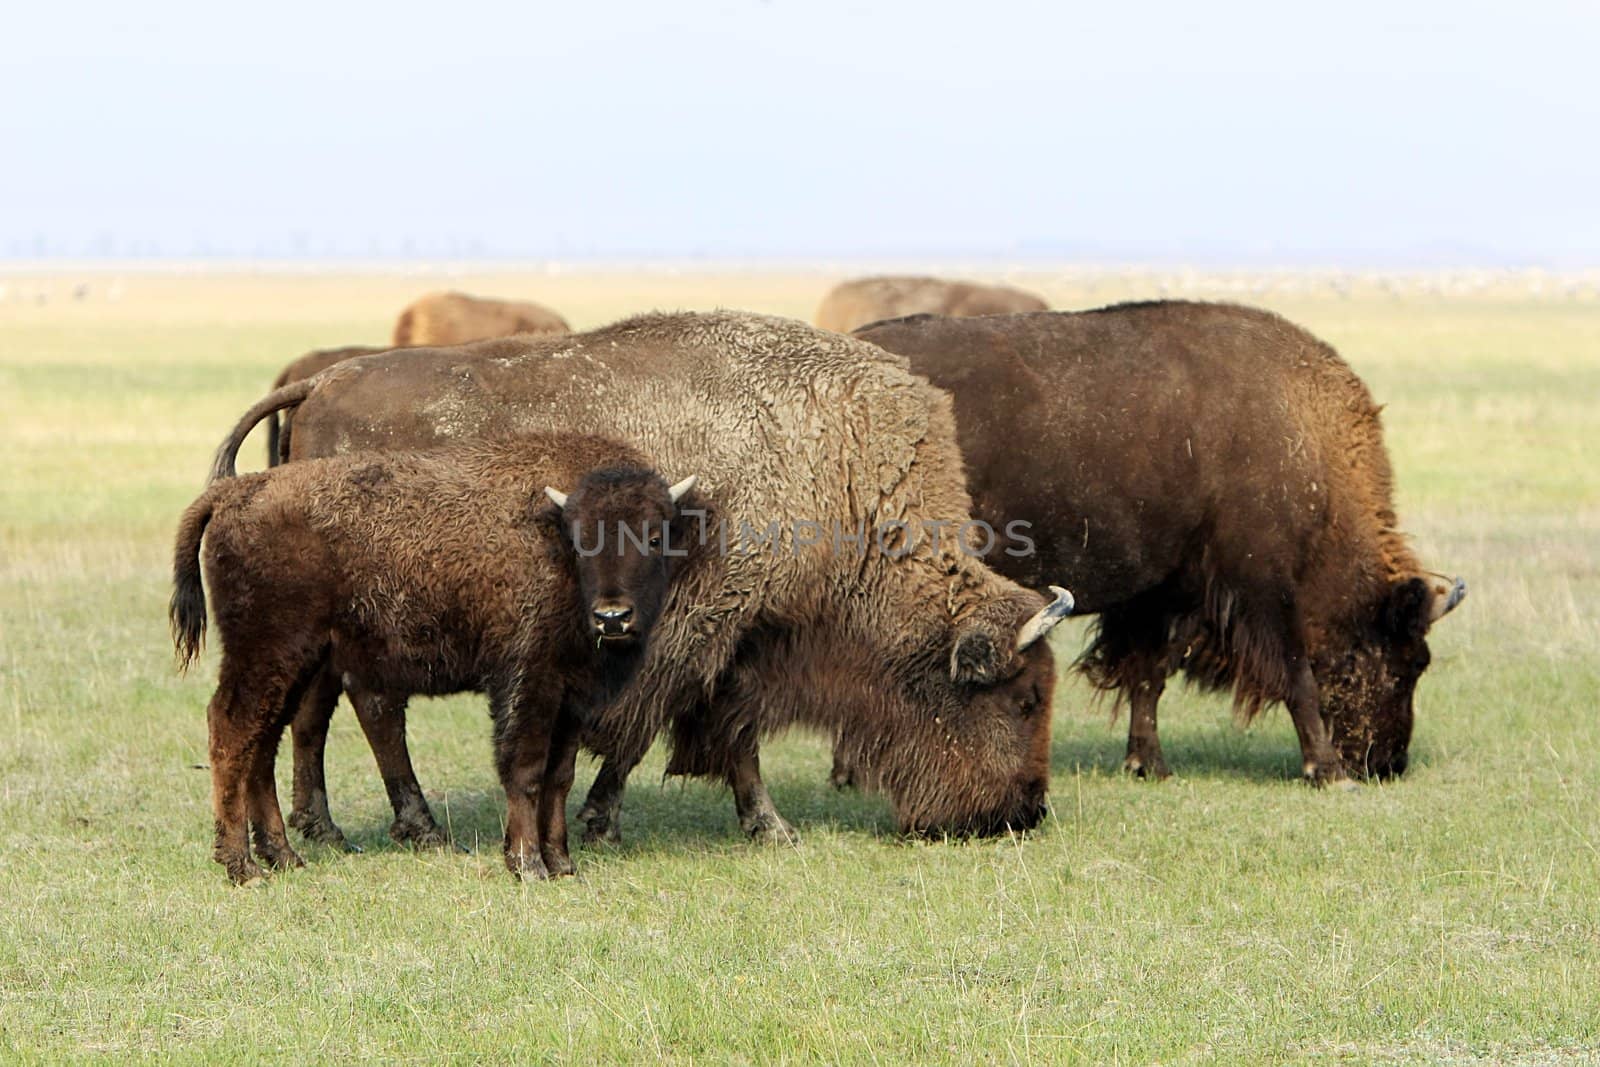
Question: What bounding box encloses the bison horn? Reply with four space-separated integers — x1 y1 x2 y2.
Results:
1428 575 1466 623
543 486 569 510
667 475 697 504
1015 585 1075 652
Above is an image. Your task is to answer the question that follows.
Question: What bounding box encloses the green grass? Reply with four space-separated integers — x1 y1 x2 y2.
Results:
2 273 1598 1063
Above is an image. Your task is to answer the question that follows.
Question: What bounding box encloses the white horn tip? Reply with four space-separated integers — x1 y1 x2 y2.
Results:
1430 576 1466 621
1015 585 1076 652
667 475 697 504
543 486 568 509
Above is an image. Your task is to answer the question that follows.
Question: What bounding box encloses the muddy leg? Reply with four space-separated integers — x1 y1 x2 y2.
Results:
577 752 636 847
348 688 449 849
537 714 583 877
730 741 798 845
285 665 359 851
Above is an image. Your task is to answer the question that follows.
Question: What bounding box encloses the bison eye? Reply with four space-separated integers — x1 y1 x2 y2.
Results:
648 532 663 550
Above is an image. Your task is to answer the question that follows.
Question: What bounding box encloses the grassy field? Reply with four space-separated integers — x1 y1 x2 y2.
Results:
2 268 1597 1063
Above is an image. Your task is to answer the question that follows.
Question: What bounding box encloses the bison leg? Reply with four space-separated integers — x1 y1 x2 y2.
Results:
729 743 799 845
1124 674 1171 780
246 722 305 873
1283 657 1351 787
1256 596 1351 787
206 664 292 885
348 689 450 849
1095 606 1174 779
576 755 634 847
286 664 360 852
492 691 559 881
537 713 583 878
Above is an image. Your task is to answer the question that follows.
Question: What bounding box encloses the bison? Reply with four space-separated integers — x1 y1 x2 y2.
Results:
852 302 1465 784
264 345 388 467
206 311 1075 846
814 275 1048 334
393 290 570 347
170 432 698 883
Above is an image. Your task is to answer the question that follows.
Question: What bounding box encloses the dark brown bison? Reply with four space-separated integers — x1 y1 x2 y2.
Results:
264 345 388 466
393 290 570 347
814 275 1048 334
206 311 1074 846
171 432 698 883
853 302 1465 784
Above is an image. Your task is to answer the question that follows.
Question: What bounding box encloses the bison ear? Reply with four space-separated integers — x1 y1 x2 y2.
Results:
529 489 565 536
1382 577 1433 641
950 629 1003 685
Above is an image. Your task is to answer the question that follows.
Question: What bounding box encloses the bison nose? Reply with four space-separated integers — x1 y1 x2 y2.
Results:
592 601 634 637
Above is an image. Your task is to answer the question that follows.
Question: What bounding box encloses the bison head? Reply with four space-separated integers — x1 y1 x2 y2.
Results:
544 470 698 651
1319 573 1466 778
836 585 1074 837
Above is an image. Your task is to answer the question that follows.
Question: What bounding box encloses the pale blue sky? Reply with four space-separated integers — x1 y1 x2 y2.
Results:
4 1 1597 264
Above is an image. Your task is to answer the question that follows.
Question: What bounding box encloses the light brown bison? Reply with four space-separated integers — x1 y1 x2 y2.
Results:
171 432 698 883
814 275 1048 334
264 345 388 466
853 302 1465 784
207 311 1075 846
393 290 570 347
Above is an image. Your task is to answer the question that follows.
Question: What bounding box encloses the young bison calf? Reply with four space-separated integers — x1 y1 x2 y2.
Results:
169 434 697 884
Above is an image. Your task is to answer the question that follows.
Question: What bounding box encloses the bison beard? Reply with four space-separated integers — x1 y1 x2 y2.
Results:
854 302 1465 784
202 311 1070 845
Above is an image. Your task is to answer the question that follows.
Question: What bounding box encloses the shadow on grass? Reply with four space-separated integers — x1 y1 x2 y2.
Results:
320 761 899 863
1049 722 1435 785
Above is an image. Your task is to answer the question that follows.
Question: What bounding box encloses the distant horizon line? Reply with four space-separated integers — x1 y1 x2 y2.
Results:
2 255 1597 277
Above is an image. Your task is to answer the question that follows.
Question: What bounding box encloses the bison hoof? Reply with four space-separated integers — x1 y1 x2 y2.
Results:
1123 752 1171 780
746 813 801 846
542 851 577 878
1303 761 1356 789
221 856 267 886
507 851 552 882
390 818 451 851
255 842 306 872
288 810 362 853
580 814 622 848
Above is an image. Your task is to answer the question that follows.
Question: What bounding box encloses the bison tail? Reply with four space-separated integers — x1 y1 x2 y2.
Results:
170 492 216 672
207 377 317 484
264 412 281 470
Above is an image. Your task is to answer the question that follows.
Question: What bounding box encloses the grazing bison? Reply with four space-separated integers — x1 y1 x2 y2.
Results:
814 275 1048 334
264 345 388 467
393 290 570 347
853 302 1465 783
171 432 698 883
207 311 1074 845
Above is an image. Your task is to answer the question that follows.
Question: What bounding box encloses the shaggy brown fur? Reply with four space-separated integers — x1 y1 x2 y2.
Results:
855 302 1465 782
170 433 694 884
264 345 388 467
205 311 1071 845
393 291 570 347
814 275 1048 334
